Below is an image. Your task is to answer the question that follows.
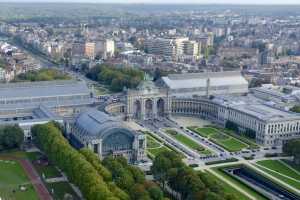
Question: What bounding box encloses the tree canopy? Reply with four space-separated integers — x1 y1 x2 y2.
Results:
0 125 24 151
13 68 71 82
86 64 144 92
152 151 238 200
283 139 300 165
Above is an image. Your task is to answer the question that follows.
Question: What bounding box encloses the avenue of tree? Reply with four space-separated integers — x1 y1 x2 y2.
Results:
31 122 164 200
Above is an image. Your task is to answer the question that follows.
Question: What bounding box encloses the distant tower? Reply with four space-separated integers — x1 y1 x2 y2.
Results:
206 78 210 97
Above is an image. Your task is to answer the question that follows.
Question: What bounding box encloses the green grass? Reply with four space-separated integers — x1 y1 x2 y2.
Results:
212 167 268 200
282 160 300 173
47 181 80 200
0 160 39 200
213 127 259 149
255 161 300 190
165 129 211 155
214 138 248 152
188 126 248 152
147 135 161 149
205 171 251 200
256 160 300 180
148 146 170 156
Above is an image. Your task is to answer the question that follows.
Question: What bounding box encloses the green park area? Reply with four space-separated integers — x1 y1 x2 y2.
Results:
188 127 248 152
256 159 300 190
146 134 171 157
0 159 39 200
165 129 212 155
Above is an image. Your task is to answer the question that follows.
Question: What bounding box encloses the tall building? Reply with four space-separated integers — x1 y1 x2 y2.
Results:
85 42 96 59
183 40 200 58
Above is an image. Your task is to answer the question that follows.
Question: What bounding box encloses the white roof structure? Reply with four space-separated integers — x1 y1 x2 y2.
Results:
161 71 248 90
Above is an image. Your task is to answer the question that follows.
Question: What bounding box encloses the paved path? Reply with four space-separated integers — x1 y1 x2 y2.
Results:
206 168 256 200
19 159 52 200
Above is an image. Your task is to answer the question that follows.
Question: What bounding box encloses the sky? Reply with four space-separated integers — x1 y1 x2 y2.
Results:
0 0 300 5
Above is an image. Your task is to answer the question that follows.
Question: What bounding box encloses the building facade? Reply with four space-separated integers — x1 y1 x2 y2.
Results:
70 109 146 162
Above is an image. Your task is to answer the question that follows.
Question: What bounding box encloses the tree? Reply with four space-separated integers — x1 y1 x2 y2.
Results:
283 139 300 165
0 125 24 150
31 122 118 200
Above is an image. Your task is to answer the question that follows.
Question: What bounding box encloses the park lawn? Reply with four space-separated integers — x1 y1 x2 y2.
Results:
255 165 300 190
0 160 39 200
282 159 300 173
47 181 80 200
147 135 161 149
214 137 248 152
188 127 248 152
205 171 251 200
212 167 268 200
165 129 211 155
256 160 300 180
148 146 170 156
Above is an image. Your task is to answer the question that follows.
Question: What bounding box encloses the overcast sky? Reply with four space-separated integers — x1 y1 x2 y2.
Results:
1 0 300 5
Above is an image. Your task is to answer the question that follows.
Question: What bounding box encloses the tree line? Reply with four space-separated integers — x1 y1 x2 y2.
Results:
32 122 164 200
32 122 121 200
152 151 238 200
86 64 144 92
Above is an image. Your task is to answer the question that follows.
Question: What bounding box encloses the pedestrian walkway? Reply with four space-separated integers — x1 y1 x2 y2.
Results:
207 168 256 200
19 159 52 200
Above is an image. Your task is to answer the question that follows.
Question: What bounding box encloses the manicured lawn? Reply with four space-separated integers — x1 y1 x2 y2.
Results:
214 138 248 152
255 161 300 190
165 129 211 155
0 159 39 200
212 167 268 200
148 146 170 156
256 160 300 180
146 133 172 157
147 135 161 149
205 171 251 200
188 126 248 152
47 181 80 200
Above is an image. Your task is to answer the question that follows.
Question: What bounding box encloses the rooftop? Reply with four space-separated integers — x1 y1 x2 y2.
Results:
161 71 248 90
0 80 90 100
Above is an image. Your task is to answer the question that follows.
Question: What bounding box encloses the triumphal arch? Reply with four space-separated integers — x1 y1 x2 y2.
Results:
126 80 171 121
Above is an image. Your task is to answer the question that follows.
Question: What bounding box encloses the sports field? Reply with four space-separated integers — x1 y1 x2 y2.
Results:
188 127 248 152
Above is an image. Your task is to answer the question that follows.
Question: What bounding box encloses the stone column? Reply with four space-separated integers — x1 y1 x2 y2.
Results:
141 99 145 120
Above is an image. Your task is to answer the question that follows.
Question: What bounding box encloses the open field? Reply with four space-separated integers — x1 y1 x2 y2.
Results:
0 159 39 200
165 129 212 155
256 160 300 190
212 166 268 200
188 127 247 152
